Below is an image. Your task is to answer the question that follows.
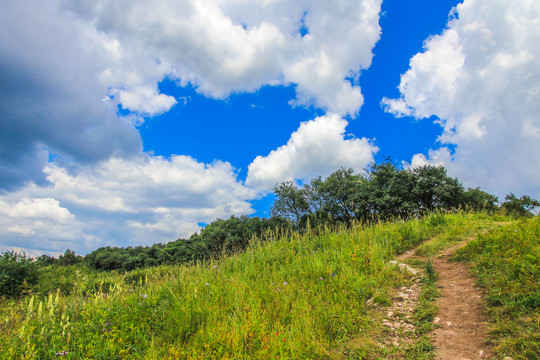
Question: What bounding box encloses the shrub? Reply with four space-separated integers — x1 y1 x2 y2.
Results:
0 251 39 297
501 193 540 217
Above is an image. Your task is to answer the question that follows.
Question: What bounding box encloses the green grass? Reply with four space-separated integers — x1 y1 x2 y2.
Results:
0 212 520 359
414 213 500 257
454 216 540 360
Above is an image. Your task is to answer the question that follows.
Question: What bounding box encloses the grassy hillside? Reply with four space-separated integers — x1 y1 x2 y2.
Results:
0 212 536 359
455 216 540 359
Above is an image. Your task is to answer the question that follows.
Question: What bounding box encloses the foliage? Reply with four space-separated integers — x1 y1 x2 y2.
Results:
271 162 472 228
0 251 39 298
462 187 499 212
501 193 540 218
34 254 58 267
411 165 463 211
57 249 83 266
455 217 540 359
0 212 481 359
14 163 538 279
270 181 310 227
83 215 290 272
366 161 417 219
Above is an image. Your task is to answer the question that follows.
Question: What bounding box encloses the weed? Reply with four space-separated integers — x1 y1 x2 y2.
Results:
455 216 540 359
0 213 528 359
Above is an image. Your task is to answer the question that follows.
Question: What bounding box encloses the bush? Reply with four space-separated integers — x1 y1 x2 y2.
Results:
0 251 39 297
501 193 540 217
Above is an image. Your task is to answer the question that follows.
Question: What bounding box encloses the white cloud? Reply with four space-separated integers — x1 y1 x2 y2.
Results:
0 198 75 242
0 155 256 255
383 0 540 198
0 0 142 189
1 0 382 189
402 148 452 170
0 0 384 255
61 0 382 115
246 114 378 190
117 84 177 116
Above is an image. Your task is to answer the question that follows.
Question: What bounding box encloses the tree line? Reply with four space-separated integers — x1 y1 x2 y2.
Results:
1 162 539 297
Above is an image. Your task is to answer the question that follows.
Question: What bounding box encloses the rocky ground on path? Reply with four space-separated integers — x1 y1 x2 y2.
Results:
378 240 493 359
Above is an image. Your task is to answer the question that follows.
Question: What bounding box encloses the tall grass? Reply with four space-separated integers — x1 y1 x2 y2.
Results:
0 212 491 359
455 216 540 360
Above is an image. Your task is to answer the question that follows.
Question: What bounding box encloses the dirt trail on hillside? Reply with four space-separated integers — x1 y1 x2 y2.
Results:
431 241 492 360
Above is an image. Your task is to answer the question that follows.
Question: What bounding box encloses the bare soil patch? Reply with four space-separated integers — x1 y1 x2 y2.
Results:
432 241 492 359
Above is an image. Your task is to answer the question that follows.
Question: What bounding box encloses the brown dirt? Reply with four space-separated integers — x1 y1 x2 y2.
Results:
432 241 492 359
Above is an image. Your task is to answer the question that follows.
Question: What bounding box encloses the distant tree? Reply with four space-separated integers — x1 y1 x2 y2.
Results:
35 254 58 267
411 165 464 212
58 249 83 266
85 247 130 271
367 161 416 219
0 251 38 297
462 187 499 212
317 168 367 225
501 193 540 217
271 181 310 227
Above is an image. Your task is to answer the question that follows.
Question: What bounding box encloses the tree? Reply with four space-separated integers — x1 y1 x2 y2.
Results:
0 251 39 297
501 193 540 217
58 249 83 266
411 165 464 212
317 168 367 225
367 161 416 219
35 254 58 267
270 181 310 227
462 187 499 212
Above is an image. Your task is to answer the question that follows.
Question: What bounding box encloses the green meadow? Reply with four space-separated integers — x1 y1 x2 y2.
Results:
2 212 537 359
455 216 540 359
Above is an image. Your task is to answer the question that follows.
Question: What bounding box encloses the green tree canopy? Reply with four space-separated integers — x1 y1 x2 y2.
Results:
0 251 38 297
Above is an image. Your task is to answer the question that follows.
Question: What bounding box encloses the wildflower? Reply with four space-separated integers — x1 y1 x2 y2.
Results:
55 350 68 356
320 277 323 280
212 265 218 269
204 283 210 286
283 282 287 286
331 273 335 278
141 294 148 299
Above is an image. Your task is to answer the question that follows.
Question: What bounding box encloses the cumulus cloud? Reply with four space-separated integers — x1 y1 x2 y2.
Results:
0 0 384 254
246 114 378 190
0 0 142 189
0 155 256 255
62 0 381 115
382 0 540 198
116 84 177 116
1 0 382 190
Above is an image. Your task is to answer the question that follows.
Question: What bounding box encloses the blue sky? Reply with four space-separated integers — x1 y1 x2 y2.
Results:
139 0 460 216
1 0 539 255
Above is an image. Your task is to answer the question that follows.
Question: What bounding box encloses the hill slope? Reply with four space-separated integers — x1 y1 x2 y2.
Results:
0 213 537 359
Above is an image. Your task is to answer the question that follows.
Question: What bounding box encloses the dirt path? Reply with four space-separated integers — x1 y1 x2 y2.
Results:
431 241 492 359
